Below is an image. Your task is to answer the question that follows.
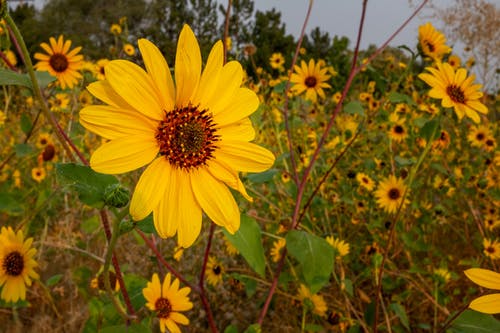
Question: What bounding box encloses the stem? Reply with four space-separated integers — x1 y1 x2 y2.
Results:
198 222 218 333
222 0 232 64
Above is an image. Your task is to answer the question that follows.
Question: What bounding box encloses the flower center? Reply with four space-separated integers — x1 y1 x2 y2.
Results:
304 76 317 88
394 125 404 134
388 188 401 200
49 53 69 73
156 105 219 170
446 85 466 104
155 297 172 319
213 265 222 275
476 133 485 141
2 251 24 276
486 246 495 254
424 40 435 52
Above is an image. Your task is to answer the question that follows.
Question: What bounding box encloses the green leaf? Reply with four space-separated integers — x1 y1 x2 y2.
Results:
0 68 32 88
450 310 500 332
285 230 334 293
420 119 440 142
46 274 63 287
224 325 239 333
55 163 119 208
387 92 416 106
14 143 34 157
243 324 261 333
35 71 56 88
81 215 100 234
247 168 278 183
0 192 24 215
344 278 353 297
394 156 415 167
390 303 410 331
344 101 365 116
21 113 32 134
134 214 156 234
223 215 265 277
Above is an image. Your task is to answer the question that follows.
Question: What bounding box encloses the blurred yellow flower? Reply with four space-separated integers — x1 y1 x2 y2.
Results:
290 59 331 103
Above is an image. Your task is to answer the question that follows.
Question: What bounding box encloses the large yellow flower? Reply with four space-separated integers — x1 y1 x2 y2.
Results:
79 25 275 247
465 268 500 314
290 59 331 103
419 62 488 123
0 226 39 302
34 35 83 89
418 22 451 61
374 175 409 214
143 273 193 333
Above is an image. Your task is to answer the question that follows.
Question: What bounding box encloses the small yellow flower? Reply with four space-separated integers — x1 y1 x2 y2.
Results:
143 273 193 332
290 59 331 102
418 22 451 61
205 256 223 287
297 284 327 317
31 167 46 183
483 238 500 260
110 23 122 35
123 43 135 56
326 236 350 258
356 172 375 192
270 238 286 263
269 52 285 70
374 175 409 214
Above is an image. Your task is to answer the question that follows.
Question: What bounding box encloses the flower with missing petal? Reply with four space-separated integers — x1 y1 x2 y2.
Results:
79 25 275 247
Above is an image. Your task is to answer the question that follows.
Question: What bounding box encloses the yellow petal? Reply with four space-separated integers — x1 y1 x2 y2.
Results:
214 88 259 126
138 39 175 111
469 294 500 314
87 80 134 110
192 40 223 108
217 141 275 173
80 105 157 140
130 157 170 221
90 135 158 174
217 118 255 143
207 61 243 114
170 312 190 325
191 168 240 233
175 25 201 107
165 320 181 333
207 159 252 202
105 60 164 120
153 164 181 238
465 268 500 290
175 171 202 247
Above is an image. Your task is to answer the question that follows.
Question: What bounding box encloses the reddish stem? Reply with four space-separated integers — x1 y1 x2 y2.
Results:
198 223 218 333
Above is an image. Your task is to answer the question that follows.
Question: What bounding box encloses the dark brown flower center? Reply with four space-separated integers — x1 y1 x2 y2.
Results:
213 265 222 275
304 76 317 88
388 188 401 200
3 251 24 276
49 53 69 73
424 40 435 52
476 133 485 141
485 139 494 147
156 105 219 170
155 297 172 319
394 125 404 134
446 84 466 104
42 144 56 161
486 246 495 254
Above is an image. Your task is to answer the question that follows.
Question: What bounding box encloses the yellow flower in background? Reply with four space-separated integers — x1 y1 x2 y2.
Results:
374 175 409 214
205 256 223 287
356 172 375 191
123 43 135 56
290 59 331 103
0 110 6 126
297 284 327 317
95 58 109 80
418 22 451 61
34 35 83 89
269 52 285 70
465 268 500 314
3 49 17 66
80 25 275 247
419 62 488 123
0 227 39 302
270 238 286 262
483 238 500 260
31 167 46 183
326 236 350 258
447 54 461 69
110 23 122 35
143 273 193 333
388 119 408 143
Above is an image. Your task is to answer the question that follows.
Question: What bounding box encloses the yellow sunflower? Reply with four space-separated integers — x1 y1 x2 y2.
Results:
79 25 275 247
31 166 46 183
34 35 83 89
418 22 451 61
290 59 331 103
325 236 350 258
0 227 39 302
356 172 375 191
418 62 488 123
465 268 500 314
374 175 409 214
143 273 193 333
269 52 285 70
483 238 500 260
123 43 135 56
94 58 109 81
270 238 286 263
297 284 328 317
205 256 224 287
388 120 408 143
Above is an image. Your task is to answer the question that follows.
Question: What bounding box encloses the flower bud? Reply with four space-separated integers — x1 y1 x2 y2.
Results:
103 183 130 208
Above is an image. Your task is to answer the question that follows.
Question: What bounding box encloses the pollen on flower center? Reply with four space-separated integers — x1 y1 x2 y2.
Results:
446 84 466 104
49 53 69 72
304 76 317 88
388 188 401 200
155 297 172 319
3 251 24 276
156 105 219 170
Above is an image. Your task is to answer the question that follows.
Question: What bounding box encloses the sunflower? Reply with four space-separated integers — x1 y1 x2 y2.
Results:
418 22 451 61
270 238 286 263
467 124 490 148
374 175 409 214
290 59 331 103
356 172 375 191
297 284 328 317
418 62 488 123
483 238 500 260
34 35 83 89
0 227 39 302
94 58 109 81
143 273 193 333
269 52 285 70
447 54 461 69
205 256 223 287
325 236 350 258
79 25 275 247
31 166 46 183
388 121 408 143
123 43 135 56
110 23 122 35
464 268 500 314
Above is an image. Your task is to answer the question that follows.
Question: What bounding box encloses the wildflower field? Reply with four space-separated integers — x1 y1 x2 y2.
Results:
0 0 499 332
